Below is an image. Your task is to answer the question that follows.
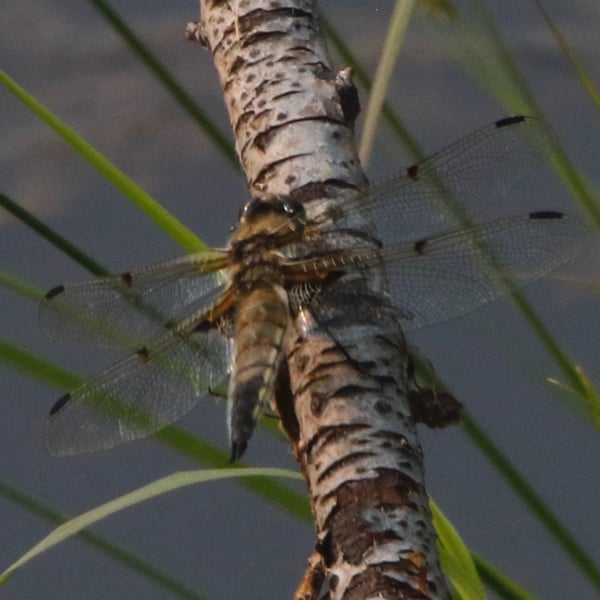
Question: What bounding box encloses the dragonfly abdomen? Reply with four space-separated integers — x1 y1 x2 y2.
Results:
228 283 289 460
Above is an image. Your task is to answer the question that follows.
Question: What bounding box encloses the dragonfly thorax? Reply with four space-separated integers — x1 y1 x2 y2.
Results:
231 259 285 294
231 196 307 259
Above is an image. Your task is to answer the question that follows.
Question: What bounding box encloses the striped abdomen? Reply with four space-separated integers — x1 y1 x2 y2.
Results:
228 283 289 460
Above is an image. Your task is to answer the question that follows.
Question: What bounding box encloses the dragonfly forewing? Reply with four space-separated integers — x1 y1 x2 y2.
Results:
40 250 227 348
286 211 589 334
309 116 553 246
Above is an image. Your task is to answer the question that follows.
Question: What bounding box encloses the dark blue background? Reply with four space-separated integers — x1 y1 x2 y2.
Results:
2 1 600 598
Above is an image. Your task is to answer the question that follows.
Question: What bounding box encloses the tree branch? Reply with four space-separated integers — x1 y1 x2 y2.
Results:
195 1 449 597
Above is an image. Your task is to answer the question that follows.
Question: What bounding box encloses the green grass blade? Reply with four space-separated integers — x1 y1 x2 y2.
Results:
549 147 600 230
531 0 600 112
0 468 302 585
462 411 600 594
0 193 108 276
549 365 600 431
508 287 599 401
1 335 532 593
448 2 600 403
412 348 600 594
3 8 596 596
320 14 424 160
2 326 537 590
431 500 488 599
407 15 600 581
473 555 536 600
0 70 204 253
0 339 79 390
154 427 312 522
1 333 312 521
0 481 208 600
457 1 600 228
0 261 310 519
0 270 46 303
359 0 416 166
89 0 237 166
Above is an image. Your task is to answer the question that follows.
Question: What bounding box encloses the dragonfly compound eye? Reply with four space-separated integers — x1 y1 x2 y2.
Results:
241 197 305 223
280 197 305 217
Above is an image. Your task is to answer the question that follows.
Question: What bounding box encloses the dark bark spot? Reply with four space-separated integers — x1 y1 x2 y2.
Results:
374 400 392 414
310 391 328 416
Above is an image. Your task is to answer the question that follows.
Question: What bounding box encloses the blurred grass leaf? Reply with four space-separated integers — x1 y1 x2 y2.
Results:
0 468 302 586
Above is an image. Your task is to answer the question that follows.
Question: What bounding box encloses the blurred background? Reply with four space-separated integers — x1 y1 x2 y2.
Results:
2 1 600 598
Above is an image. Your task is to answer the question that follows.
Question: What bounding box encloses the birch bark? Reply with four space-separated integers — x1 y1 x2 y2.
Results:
194 1 450 598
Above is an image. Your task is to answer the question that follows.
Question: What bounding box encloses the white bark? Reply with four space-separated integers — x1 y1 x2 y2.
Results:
196 1 450 598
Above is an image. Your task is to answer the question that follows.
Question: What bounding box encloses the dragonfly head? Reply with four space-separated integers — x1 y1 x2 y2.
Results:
235 196 306 238
239 196 305 224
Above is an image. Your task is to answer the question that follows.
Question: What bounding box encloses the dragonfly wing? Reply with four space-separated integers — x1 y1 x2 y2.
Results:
46 309 231 456
310 116 551 245
382 211 590 331
40 250 228 347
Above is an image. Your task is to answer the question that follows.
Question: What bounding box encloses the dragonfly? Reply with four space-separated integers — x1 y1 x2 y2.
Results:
41 115 589 460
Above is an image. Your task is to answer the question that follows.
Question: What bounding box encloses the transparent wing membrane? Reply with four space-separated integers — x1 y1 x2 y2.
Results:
46 311 230 456
309 116 552 244
291 212 588 332
380 212 587 330
42 115 587 457
40 250 227 347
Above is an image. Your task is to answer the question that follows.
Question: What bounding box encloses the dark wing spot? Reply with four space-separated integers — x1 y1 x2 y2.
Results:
495 115 526 128
414 239 428 254
45 285 65 300
406 163 420 181
121 272 133 287
49 393 71 415
136 346 151 362
529 210 563 220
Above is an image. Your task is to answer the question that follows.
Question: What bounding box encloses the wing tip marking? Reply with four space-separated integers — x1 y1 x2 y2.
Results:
49 393 71 416
495 115 526 128
45 285 65 301
529 210 564 220
136 346 151 362
414 239 428 255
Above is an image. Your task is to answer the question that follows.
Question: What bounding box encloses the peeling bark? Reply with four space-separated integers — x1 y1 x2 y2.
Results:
195 1 449 598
